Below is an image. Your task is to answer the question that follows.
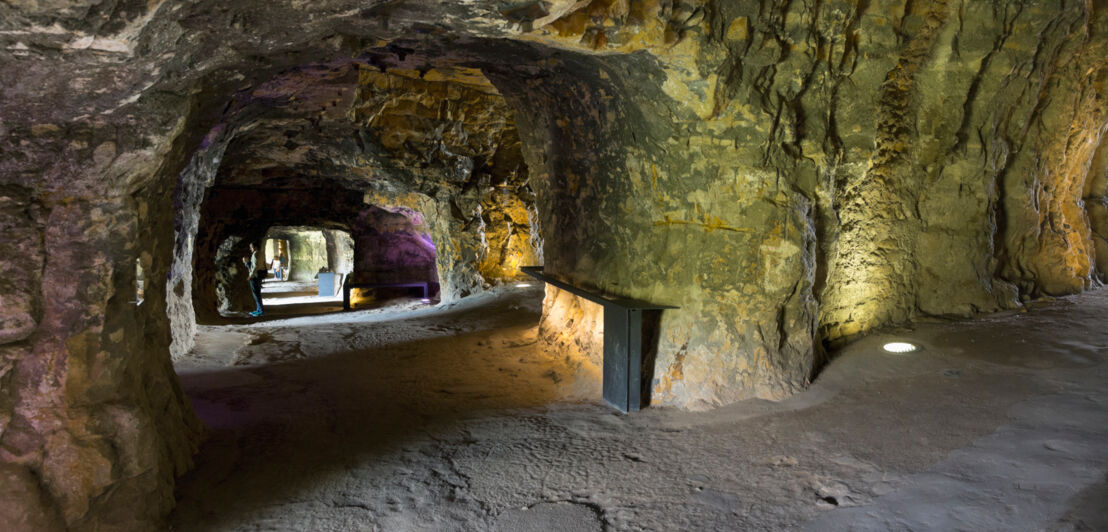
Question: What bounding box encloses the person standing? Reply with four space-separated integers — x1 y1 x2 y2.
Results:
242 242 264 317
271 254 283 280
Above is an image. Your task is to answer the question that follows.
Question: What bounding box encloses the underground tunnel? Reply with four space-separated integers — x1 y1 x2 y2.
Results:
2 1 1108 530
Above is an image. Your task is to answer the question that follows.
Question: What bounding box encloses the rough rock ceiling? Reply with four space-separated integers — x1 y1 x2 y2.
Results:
212 59 527 197
0 0 666 129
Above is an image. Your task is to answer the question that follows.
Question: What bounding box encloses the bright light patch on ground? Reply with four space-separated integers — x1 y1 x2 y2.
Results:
883 341 919 353
261 280 342 306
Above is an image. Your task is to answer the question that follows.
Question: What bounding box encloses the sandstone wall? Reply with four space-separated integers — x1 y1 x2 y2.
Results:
1 0 1107 527
0 110 205 530
498 0 1108 407
1086 134 1108 277
324 229 355 274
211 235 255 315
481 37 820 407
269 228 329 282
351 206 439 288
349 67 540 299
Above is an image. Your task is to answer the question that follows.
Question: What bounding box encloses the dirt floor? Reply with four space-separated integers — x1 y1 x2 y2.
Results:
170 284 1108 531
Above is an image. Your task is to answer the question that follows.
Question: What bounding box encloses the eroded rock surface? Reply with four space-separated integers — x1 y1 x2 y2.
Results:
0 191 43 345
1 0 1106 528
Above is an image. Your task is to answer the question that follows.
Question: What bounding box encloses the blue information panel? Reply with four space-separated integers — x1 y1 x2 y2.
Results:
318 272 335 297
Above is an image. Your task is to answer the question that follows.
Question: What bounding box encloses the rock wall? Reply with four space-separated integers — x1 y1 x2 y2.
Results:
1086 135 1108 278
351 206 439 289
364 186 539 302
495 0 1108 406
818 0 1108 339
269 228 329 282
211 235 254 315
349 67 540 299
537 285 605 379
324 229 355 275
1 0 1107 527
489 49 820 406
0 109 205 529
0 191 42 346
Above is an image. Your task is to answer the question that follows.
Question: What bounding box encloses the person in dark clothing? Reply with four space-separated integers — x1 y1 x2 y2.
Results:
242 242 264 317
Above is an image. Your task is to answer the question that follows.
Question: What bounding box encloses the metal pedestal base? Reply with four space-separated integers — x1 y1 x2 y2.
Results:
521 266 675 413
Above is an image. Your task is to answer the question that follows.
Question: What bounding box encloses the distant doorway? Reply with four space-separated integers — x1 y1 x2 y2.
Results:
264 238 290 280
261 227 353 310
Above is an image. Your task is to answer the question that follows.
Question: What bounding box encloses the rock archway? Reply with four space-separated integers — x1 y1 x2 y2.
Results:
263 227 345 283
2 1 1106 528
183 57 543 326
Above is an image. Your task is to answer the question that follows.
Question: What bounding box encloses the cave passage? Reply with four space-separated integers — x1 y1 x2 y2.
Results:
262 237 289 280
257 227 353 311
5 1 1108 530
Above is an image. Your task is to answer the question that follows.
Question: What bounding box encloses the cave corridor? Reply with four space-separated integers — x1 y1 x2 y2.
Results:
1 1 1107 530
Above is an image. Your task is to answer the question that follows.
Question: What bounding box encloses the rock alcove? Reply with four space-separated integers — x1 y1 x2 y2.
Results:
1 0 1106 529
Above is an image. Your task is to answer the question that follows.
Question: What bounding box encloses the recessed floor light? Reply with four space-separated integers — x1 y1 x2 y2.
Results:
883 341 920 354
515 283 532 288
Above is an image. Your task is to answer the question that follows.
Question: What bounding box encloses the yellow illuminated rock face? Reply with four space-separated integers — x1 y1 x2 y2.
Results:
539 285 605 375
349 68 539 298
197 63 539 305
490 0 1108 407
1 0 1107 526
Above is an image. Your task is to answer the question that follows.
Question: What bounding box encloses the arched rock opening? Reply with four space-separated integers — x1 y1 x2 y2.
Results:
265 227 331 282
2 1 1107 529
182 56 542 325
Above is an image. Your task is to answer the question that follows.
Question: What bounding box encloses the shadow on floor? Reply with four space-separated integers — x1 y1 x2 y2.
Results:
170 289 593 529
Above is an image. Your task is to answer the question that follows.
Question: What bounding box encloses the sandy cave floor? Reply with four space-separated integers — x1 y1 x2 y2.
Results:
170 285 1108 531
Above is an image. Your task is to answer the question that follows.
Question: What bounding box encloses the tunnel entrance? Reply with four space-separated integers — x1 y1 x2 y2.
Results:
9 0 1108 528
263 237 290 280
258 226 354 311
157 32 621 532
183 53 543 326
